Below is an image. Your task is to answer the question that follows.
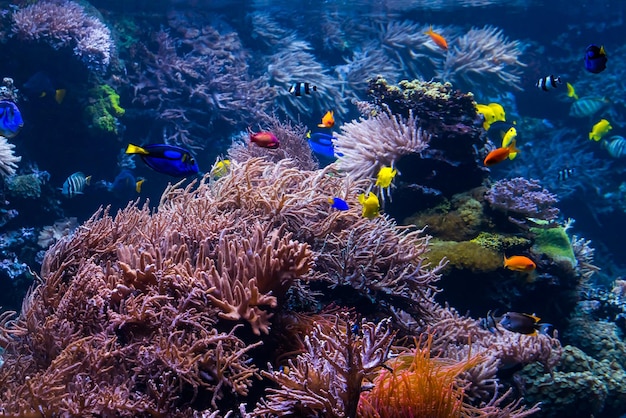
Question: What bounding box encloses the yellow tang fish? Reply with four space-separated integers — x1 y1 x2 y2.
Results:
589 119 612 142
566 82 578 100
375 166 397 189
358 192 380 219
475 104 496 130
488 103 506 122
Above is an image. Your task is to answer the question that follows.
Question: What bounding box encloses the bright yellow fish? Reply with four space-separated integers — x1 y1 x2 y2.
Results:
589 119 612 142
488 103 506 122
375 166 397 189
358 192 380 219
475 104 496 130
566 82 579 100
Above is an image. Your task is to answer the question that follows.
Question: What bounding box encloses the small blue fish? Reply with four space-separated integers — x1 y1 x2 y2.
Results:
125 143 199 177
307 132 343 158
584 44 607 74
62 172 91 198
328 197 349 211
0 101 23 139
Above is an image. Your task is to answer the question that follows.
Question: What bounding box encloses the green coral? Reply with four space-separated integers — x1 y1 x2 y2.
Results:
84 84 125 136
5 174 41 199
530 226 576 267
520 345 626 417
426 240 501 273
470 232 531 252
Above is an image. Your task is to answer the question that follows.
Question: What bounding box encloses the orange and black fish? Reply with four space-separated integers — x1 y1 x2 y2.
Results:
499 312 551 336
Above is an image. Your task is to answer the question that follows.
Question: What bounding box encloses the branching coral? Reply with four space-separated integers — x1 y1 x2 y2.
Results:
128 11 273 151
11 0 113 70
0 135 21 177
252 315 395 417
437 25 527 94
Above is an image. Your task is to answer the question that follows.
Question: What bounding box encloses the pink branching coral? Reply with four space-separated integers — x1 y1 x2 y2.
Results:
252 314 396 417
11 0 113 70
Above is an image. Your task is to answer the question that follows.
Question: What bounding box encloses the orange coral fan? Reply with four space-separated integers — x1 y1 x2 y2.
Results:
358 334 483 418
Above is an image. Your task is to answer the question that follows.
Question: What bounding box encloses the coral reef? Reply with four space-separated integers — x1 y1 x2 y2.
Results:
485 177 560 228
127 11 273 151
437 25 527 94
11 0 113 70
83 84 125 136
0 136 20 177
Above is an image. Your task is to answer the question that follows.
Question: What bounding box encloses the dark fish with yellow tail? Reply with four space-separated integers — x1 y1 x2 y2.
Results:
499 312 552 336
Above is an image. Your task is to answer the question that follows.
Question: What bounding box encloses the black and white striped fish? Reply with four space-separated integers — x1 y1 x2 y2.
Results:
536 75 562 91
62 171 91 198
289 82 317 96
557 168 575 181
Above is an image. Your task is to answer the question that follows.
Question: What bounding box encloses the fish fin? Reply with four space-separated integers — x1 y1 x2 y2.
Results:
126 144 148 155
424 25 433 35
85 175 92 185
39 92 46 98
135 179 145 193
508 152 518 160
528 313 541 322
600 45 606 55
55 89 66 104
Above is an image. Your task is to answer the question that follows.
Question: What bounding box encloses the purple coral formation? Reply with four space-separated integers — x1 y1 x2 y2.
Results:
485 177 560 224
11 0 113 70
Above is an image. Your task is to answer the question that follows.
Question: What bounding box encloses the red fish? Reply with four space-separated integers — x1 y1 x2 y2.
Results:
424 26 448 51
483 140 520 166
249 130 279 149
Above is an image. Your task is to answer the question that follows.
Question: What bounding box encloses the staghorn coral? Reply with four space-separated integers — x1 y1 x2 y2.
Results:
252 314 395 417
0 135 20 177
437 25 527 94
11 0 113 70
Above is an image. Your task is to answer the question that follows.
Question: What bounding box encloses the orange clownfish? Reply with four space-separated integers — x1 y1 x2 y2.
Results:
424 26 448 51
318 110 335 128
503 255 536 272
483 140 520 166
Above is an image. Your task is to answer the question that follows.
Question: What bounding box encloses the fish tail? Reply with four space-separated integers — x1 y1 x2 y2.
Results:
424 25 433 35
136 179 145 193
126 143 148 155
55 89 66 104
85 175 92 186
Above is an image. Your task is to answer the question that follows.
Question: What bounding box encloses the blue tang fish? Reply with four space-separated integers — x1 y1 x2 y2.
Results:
125 143 199 177
0 101 23 139
584 44 607 74
307 132 343 158
328 197 349 211
109 169 144 197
